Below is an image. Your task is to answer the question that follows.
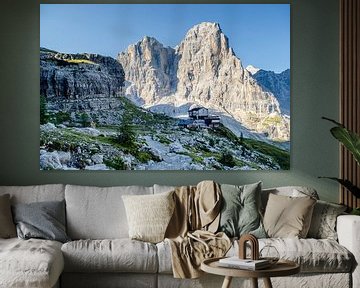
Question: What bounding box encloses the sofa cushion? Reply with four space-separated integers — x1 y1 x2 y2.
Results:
0 194 16 238
0 184 65 204
122 191 175 243
261 186 319 213
61 239 158 273
12 200 70 243
65 185 153 239
263 194 316 238
0 238 64 288
218 182 266 238
307 200 347 240
262 238 354 273
158 237 353 274
156 240 173 274
235 238 353 273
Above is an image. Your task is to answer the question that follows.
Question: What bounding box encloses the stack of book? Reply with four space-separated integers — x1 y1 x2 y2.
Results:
218 257 271 270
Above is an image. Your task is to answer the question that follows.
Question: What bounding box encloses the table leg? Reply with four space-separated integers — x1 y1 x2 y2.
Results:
251 278 258 288
221 276 233 288
263 277 273 288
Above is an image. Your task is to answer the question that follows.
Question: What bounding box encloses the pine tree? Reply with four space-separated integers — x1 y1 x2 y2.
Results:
40 95 48 124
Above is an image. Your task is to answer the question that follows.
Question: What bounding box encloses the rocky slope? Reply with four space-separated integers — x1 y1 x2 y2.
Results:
252 69 290 115
40 48 125 124
118 22 290 141
39 45 290 171
40 97 289 171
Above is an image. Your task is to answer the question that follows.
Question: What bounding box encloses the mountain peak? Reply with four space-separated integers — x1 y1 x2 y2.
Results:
184 22 222 38
142 35 158 42
118 22 290 141
191 22 221 31
178 21 230 56
246 65 260 75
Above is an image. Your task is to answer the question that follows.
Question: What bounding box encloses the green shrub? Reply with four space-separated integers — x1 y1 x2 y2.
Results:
104 157 127 170
55 111 71 124
219 151 236 167
80 112 91 127
40 95 49 124
117 114 136 147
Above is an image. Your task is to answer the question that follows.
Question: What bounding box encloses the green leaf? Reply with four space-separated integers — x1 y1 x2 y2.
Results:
319 177 360 198
322 117 360 165
322 116 344 127
330 126 360 165
351 208 360 215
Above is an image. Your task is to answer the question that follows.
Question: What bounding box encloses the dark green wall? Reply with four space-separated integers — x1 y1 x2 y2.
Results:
0 0 340 202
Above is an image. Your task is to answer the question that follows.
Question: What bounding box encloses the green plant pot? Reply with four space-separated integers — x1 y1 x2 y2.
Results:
350 208 360 216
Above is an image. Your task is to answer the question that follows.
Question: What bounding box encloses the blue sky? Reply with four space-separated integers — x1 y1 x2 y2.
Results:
40 4 290 72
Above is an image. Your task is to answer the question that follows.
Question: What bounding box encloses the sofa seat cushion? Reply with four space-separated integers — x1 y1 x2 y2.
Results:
157 238 353 274
0 238 64 288
62 239 158 273
231 238 353 273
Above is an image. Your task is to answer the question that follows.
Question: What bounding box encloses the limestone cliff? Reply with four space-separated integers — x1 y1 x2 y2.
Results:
40 48 125 124
118 22 290 141
118 37 177 104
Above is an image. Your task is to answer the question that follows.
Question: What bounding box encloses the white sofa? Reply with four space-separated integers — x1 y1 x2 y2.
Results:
0 184 359 288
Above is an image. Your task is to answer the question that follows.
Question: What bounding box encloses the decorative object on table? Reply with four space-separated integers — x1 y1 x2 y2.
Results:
259 245 280 265
238 234 260 260
320 117 360 211
218 257 271 270
237 233 279 268
216 233 272 271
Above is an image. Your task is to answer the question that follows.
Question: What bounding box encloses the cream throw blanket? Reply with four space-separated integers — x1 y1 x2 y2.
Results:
165 181 231 278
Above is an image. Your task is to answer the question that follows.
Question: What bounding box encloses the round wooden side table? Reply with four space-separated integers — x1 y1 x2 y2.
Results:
201 257 300 288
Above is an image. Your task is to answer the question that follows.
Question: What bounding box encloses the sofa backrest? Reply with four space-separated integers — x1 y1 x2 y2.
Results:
65 184 154 240
0 184 320 240
153 184 176 194
154 183 320 211
261 186 319 212
0 184 65 204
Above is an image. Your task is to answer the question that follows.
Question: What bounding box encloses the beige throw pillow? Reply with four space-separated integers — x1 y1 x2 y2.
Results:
122 191 175 243
0 194 17 238
263 193 316 238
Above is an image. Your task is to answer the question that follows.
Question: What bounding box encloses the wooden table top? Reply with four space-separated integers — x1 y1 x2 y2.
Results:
201 257 300 278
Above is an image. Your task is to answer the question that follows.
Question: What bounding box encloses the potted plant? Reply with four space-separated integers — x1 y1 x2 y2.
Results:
320 117 360 215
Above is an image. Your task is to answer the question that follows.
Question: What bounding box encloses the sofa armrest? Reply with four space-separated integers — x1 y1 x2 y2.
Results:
337 215 360 288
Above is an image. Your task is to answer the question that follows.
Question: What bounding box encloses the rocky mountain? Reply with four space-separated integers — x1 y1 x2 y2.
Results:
245 65 260 75
251 69 290 115
118 37 178 104
40 96 289 170
40 48 125 124
118 22 290 141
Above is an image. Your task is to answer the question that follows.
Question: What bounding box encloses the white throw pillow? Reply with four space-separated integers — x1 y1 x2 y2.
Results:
122 191 175 243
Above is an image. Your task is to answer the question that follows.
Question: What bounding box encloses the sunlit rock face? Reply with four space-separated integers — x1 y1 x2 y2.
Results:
118 22 289 141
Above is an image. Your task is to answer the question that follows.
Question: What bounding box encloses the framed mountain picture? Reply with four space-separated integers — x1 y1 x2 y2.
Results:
40 4 290 170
